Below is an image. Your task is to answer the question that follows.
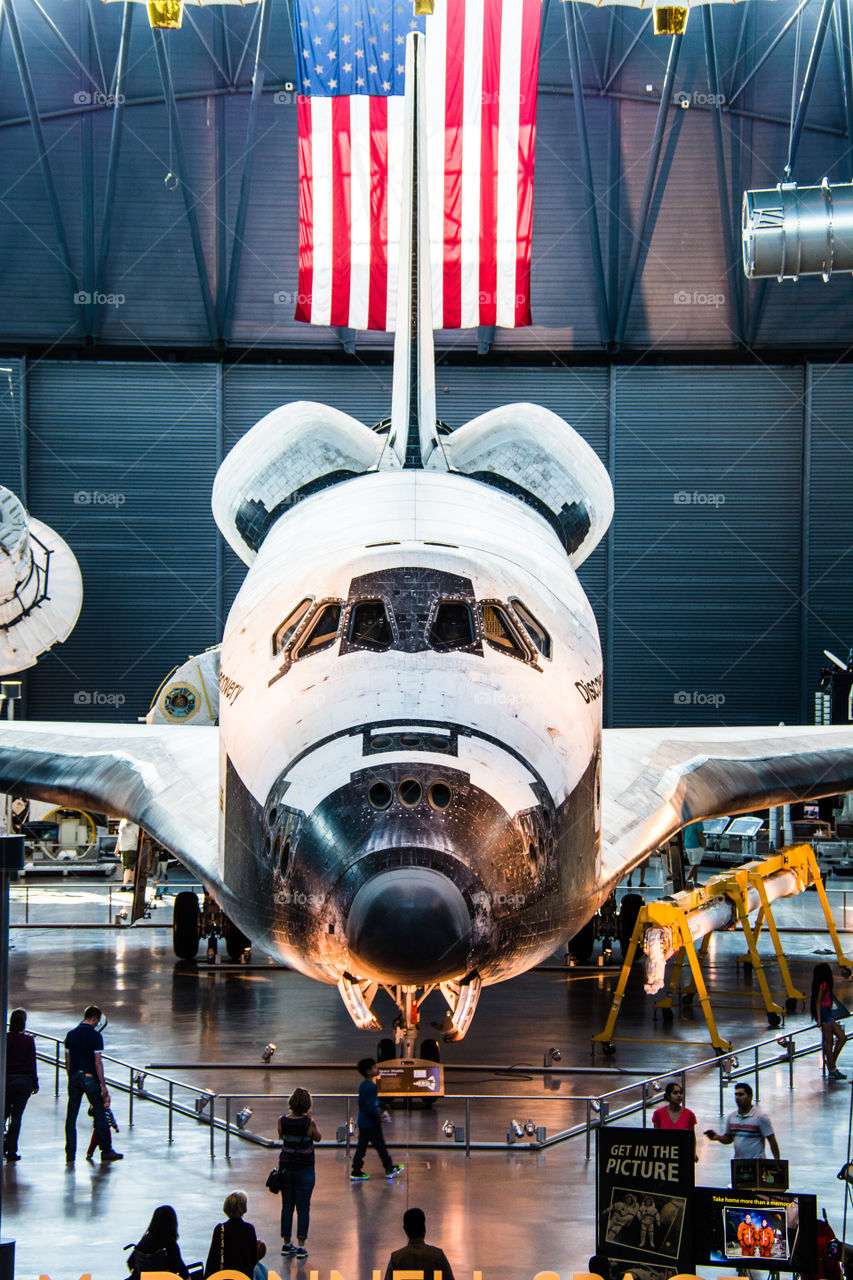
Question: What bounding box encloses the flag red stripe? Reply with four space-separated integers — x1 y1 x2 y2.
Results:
479 0 502 327
296 96 314 324
330 96 352 328
369 97 389 330
515 0 539 326
442 0 465 330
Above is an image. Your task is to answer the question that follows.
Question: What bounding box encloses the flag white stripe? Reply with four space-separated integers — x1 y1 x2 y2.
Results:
495 4 523 327
426 0 448 329
310 97 333 326
348 95 371 331
459 0 484 330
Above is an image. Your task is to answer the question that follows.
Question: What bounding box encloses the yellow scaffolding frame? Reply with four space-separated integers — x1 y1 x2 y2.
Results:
592 844 853 1055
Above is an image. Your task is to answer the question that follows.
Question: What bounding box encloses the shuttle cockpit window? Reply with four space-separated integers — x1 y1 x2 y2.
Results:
510 598 552 659
481 602 528 660
272 597 314 657
429 600 476 651
348 599 394 650
292 602 342 660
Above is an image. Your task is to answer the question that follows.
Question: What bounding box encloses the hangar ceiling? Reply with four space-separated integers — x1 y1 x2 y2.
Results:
1 0 853 356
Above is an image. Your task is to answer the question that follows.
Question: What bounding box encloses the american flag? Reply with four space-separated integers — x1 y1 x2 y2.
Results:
293 0 541 332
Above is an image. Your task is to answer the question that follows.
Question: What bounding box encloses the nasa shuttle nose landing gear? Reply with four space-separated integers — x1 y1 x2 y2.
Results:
337 972 482 1050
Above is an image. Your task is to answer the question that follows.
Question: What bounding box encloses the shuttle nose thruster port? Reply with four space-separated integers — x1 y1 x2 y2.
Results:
346 866 471 983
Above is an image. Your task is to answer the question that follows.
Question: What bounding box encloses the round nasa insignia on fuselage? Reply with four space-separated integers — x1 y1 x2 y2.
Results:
160 682 199 721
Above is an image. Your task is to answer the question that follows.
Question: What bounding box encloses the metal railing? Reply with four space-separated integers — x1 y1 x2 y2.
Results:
33 1018 834 1161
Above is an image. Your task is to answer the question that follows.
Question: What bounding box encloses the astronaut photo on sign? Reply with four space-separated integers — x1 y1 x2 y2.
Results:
603 1189 686 1256
723 1208 789 1261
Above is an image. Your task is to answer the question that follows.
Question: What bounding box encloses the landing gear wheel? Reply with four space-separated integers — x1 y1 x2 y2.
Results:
420 1038 440 1063
602 1042 616 1057
619 893 643 959
568 919 595 963
172 891 201 959
768 1012 782 1029
786 997 798 1013
377 1038 396 1062
224 918 250 961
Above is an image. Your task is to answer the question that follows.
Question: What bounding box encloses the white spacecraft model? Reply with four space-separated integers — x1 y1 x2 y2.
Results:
0 36 851 1043
0 485 82 675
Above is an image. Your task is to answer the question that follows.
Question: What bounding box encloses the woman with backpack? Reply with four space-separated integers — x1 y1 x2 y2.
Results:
127 1205 191 1280
277 1087 322 1259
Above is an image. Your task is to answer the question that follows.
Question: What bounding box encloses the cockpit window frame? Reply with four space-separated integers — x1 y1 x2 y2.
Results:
346 597 397 652
291 598 344 662
508 597 552 660
427 598 479 653
272 597 315 658
479 599 533 663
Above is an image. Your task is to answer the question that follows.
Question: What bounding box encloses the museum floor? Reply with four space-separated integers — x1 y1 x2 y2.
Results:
6 867 853 1280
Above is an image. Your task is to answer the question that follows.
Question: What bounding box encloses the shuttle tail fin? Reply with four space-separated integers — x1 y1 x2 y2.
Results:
385 31 446 472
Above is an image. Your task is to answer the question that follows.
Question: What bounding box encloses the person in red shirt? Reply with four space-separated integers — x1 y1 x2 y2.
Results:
4 1008 38 1161
652 1081 698 1159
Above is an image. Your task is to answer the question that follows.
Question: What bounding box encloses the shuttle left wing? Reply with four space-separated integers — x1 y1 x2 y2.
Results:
0 722 223 900
601 724 853 886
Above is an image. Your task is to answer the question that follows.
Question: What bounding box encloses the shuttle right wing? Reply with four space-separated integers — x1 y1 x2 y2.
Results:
600 724 853 888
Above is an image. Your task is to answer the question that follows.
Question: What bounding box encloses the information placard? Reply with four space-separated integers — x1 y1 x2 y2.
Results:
596 1127 695 1278
375 1058 444 1098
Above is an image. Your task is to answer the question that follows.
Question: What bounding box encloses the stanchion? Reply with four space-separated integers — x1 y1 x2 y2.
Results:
0 834 25 1280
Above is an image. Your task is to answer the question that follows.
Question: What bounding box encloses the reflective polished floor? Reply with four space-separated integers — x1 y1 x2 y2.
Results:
6 868 853 1280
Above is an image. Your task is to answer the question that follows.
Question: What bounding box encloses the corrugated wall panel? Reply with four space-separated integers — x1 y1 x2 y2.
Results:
611 365 804 726
807 365 853 714
23 361 219 721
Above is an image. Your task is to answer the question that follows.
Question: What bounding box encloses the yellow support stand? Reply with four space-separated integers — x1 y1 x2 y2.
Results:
591 843 852 1055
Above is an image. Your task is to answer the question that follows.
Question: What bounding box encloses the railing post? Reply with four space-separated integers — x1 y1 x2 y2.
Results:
210 1096 215 1159
168 1082 173 1144
754 1046 760 1102
718 1059 724 1115
128 1067 133 1127
226 1097 231 1159
586 1099 591 1161
55 1041 60 1097
465 1097 471 1159
345 1097 351 1156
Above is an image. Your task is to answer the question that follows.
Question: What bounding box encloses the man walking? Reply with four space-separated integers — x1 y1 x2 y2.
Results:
64 1005 122 1165
705 1082 780 1159
350 1058 404 1182
383 1208 455 1280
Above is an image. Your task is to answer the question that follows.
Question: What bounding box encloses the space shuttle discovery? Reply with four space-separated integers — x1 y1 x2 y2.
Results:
1 34 853 1043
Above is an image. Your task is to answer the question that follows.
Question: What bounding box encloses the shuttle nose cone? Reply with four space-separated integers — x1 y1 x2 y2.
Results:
346 867 471 983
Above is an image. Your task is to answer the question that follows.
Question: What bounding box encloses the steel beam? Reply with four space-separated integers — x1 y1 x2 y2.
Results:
563 0 611 344
221 0 272 342
613 33 683 347
604 15 651 94
85 0 106 92
729 0 810 105
185 10 231 85
93 0 132 337
702 5 746 344
3 0 81 324
29 0 102 95
232 1 261 86
838 0 853 177
80 0 96 339
152 27 218 344
786 0 834 175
